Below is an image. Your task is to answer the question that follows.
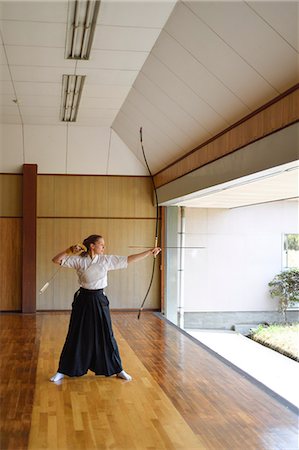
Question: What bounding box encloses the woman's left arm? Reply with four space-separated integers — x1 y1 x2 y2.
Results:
127 247 161 264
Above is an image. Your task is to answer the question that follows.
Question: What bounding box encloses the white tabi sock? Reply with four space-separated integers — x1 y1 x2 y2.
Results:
117 370 132 381
50 372 64 382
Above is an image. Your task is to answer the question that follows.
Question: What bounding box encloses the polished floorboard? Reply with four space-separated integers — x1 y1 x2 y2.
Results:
0 312 298 450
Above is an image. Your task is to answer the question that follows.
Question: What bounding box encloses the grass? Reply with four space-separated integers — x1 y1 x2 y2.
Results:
249 323 299 362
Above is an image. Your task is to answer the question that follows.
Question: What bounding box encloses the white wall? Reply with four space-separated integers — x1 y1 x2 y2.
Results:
0 123 147 175
183 200 298 312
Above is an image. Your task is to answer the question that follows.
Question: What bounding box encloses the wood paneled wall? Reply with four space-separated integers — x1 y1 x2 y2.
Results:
155 85 299 188
0 174 22 310
37 175 160 310
0 174 22 217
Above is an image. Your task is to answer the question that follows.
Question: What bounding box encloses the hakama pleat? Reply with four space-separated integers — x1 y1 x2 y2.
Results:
58 288 123 377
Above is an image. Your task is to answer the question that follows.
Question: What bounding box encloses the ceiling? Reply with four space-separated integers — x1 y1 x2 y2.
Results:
0 1 298 183
171 161 299 209
0 0 176 129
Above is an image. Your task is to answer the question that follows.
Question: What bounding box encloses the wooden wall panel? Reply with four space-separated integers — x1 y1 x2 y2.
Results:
37 218 159 310
36 176 54 217
0 174 22 217
37 176 155 218
37 175 160 311
0 174 22 311
155 86 299 187
0 218 22 310
106 177 156 218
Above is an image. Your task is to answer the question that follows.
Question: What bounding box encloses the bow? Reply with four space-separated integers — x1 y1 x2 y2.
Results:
137 127 159 319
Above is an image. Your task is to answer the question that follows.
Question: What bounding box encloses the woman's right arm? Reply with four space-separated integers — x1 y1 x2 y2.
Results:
52 245 83 265
52 248 71 265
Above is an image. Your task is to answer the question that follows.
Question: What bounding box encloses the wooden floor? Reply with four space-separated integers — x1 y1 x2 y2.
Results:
0 313 298 450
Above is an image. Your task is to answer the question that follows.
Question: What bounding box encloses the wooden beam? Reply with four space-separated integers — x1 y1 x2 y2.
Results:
22 164 37 313
154 85 299 188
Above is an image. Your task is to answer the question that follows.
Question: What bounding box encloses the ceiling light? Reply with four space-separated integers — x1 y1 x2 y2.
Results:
65 0 100 60
60 74 86 122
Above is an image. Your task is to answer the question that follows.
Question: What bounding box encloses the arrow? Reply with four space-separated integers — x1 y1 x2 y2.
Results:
129 246 205 249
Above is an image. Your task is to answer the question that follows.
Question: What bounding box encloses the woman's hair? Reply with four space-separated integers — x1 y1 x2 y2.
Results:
80 234 102 257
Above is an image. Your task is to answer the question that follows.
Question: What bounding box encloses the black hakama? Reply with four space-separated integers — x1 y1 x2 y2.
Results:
58 287 123 377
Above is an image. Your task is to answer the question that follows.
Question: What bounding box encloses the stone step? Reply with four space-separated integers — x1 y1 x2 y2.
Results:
232 323 263 335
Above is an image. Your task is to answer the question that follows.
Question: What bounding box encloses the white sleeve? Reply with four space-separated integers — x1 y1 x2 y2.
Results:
106 255 128 271
60 255 81 269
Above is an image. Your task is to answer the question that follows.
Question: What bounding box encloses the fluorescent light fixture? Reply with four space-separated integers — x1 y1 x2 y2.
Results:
65 0 100 60
60 74 85 122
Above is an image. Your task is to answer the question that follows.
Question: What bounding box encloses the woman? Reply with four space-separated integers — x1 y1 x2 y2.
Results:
50 234 161 383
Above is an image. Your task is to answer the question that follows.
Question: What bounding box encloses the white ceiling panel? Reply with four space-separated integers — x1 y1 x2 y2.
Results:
14 82 62 97
113 111 170 171
76 67 138 85
20 116 64 125
112 114 143 155
247 1 299 52
99 0 176 28
152 31 275 116
84 84 129 99
5 46 75 68
128 88 198 151
10 66 69 83
0 114 21 125
0 21 66 47
123 97 188 157
0 80 15 94
80 96 124 109
20 106 59 118
66 126 110 174
0 44 6 63
164 2 279 107
17 95 61 108
186 1 299 91
141 53 227 133
78 108 118 121
133 73 211 142
0 1 68 23
24 124 67 173
107 130 147 176
80 49 149 70
1 105 19 115
0 0 297 178
0 124 23 171
0 64 10 81
121 100 185 158
73 116 115 127
0 94 18 106
93 25 162 51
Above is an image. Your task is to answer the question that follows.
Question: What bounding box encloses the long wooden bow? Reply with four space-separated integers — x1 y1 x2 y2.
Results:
137 127 159 319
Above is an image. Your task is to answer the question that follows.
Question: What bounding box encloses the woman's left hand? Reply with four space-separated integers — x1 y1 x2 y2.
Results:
151 247 161 257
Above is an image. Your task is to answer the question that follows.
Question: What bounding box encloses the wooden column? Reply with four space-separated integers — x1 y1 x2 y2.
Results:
160 206 165 314
22 164 37 313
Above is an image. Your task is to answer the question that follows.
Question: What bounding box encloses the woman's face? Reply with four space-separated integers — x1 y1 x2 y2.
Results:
91 238 105 255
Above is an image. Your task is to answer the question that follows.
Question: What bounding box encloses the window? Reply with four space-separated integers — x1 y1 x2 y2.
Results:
283 234 299 269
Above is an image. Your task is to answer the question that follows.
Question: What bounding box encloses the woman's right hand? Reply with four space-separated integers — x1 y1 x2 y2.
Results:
69 244 86 254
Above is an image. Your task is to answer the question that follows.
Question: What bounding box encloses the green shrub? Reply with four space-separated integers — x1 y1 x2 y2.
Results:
268 268 299 321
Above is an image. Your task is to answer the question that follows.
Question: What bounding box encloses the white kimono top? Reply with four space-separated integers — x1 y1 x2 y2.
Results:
61 254 128 289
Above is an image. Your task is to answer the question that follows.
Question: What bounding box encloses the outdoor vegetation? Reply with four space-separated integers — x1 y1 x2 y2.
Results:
268 268 299 321
250 323 298 361
249 267 299 361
